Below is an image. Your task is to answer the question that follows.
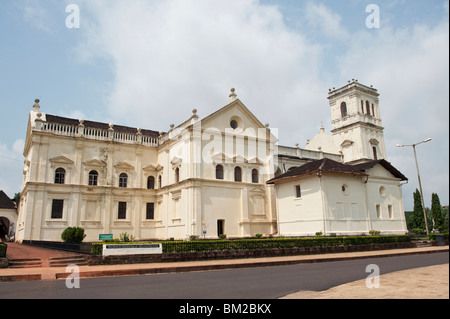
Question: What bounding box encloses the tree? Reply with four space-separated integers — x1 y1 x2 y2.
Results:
431 193 444 231
413 189 425 231
443 205 449 232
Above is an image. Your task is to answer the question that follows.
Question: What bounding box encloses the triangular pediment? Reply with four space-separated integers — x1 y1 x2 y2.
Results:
232 154 247 164
143 164 157 172
249 186 266 196
170 156 182 166
49 156 74 165
83 159 106 168
247 157 264 165
340 139 354 147
114 162 134 171
211 153 232 164
200 99 277 142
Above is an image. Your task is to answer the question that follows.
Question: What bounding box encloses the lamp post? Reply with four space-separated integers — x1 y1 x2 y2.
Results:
396 138 432 239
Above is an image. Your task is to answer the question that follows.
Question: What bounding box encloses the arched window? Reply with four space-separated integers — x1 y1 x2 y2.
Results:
54 168 66 184
158 175 162 189
340 102 347 118
175 167 180 183
216 165 224 180
361 100 364 114
88 170 98 186
252 169 259 183
372 104 375 117
119 173 128 188
366 101 371 115
234 167 242 182
147 176 155 189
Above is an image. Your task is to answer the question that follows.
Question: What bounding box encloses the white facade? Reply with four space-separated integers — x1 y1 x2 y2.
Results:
16 82 408 242
270 161 407 236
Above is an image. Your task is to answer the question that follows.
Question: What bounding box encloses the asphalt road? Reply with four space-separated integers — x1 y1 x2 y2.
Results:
0 252 448 299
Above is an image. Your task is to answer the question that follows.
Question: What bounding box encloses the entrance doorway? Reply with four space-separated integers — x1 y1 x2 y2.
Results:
0 217 10 241
217 219 225 237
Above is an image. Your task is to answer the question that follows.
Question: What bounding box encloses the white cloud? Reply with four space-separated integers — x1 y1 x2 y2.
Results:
0 141 24 198
304 1 350 41
72 0 449 209
337 17 449 209
22 1 52 33
75 0 327 142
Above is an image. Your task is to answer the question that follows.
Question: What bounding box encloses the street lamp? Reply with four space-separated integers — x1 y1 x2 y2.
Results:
396 138 432 239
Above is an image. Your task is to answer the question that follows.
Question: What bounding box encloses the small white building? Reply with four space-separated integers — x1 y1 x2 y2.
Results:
0 190 17 241
15 81 408 242
267 158 408 236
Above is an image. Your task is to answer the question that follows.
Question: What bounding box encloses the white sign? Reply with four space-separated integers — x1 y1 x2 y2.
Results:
103 243 162 256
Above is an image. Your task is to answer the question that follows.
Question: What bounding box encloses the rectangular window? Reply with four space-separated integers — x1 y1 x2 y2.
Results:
295 185 301 198
51 199 64 219
146 203 155 220
376 204 381 219
388 205 393 219
372 146 378 160
118 202 127 220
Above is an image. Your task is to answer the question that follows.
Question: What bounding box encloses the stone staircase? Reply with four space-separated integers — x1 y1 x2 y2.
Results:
8 258 42 268
415 241 433 248
49 256 88 267
8 255 88 268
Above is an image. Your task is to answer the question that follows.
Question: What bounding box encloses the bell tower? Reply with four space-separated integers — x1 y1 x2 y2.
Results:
328 79 386 164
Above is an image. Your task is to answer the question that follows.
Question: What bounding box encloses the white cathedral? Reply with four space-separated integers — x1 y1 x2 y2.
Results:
15 80 408 242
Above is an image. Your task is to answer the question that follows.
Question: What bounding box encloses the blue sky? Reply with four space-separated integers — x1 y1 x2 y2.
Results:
0 0 448 211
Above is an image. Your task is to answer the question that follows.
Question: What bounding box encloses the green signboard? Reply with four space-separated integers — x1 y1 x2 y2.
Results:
99 234 113 241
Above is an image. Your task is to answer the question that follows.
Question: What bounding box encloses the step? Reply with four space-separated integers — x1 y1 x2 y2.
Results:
415 241 433 248
8 258 42 268
49 256 88 267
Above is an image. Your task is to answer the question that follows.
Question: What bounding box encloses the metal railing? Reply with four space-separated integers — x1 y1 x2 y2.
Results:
22 240 93 255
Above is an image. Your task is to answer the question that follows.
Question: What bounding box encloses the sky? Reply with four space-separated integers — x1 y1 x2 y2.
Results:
0 0 448 211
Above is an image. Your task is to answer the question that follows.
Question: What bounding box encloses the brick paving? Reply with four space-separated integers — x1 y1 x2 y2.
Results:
5 243 83 267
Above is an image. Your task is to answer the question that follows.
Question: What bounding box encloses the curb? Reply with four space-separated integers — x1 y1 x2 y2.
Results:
2 247 448 282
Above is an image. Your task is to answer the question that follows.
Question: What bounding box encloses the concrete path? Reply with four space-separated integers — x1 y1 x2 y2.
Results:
281 263 449 299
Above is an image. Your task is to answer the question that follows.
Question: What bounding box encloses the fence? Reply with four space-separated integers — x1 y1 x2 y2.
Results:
161 235 411 254
22 240 93 255
22 235 412 256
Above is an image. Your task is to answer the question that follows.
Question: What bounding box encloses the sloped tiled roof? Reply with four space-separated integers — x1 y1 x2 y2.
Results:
45 114 162 138
267 158 367 184
267 158 408 184
0 190 16 209
352 159 408 181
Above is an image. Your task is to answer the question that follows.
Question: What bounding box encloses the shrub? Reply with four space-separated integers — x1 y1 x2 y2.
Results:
255 234 263 238
219 234 227 239
119 232 134 242
61 227 86 243
161 235 411 253
315 231 323 237
91 243 103 255
369 230 381 236
429 232 449 241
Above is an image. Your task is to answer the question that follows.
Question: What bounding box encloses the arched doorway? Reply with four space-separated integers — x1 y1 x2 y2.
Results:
0 217 10 241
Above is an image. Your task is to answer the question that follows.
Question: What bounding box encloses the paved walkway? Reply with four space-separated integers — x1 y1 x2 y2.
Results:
282 264 449 299
1 244 448 287
4 243 84 267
